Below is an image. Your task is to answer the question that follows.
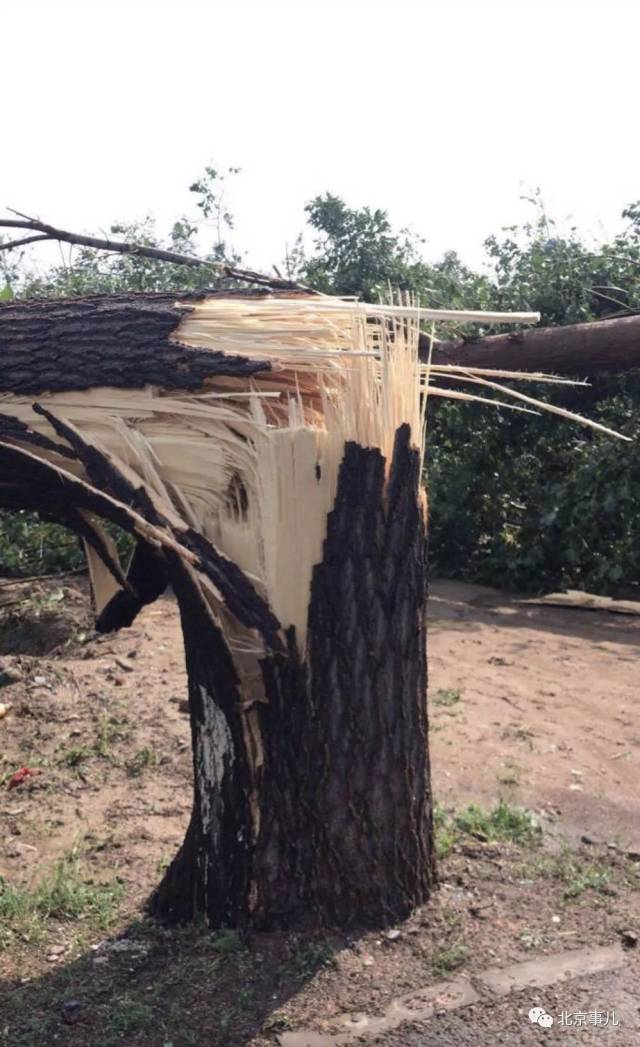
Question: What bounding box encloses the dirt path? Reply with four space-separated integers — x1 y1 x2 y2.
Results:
428 581 640 851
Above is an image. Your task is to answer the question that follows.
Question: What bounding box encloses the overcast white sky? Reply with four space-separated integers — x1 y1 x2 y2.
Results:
3 0 640 276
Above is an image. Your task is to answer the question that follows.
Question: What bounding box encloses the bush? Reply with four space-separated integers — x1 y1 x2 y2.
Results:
427 374 640 595
0 510 133 579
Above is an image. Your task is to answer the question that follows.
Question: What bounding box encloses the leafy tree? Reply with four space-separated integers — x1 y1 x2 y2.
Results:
300 192 428 299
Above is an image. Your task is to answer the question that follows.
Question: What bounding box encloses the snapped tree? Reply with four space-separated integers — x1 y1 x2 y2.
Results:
3 281 589 930
0 211 631 929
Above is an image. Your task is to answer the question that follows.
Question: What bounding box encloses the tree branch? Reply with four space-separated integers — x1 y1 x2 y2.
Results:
0 234 51 251
0 213 314 293
424 312 640 376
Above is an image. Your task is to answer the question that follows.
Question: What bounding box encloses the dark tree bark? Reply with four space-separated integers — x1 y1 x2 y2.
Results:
425 312 640 376
95 540 169 633
0 291 274 393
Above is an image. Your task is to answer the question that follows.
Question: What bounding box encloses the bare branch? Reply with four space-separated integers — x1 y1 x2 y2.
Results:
0 213 314 293
0 234 51 251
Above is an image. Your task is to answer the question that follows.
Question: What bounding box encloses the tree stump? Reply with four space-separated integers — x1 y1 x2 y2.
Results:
0 290 435 929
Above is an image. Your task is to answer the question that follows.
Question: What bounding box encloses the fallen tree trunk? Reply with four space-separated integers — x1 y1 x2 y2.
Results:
3 292 640 385
426 313 640 376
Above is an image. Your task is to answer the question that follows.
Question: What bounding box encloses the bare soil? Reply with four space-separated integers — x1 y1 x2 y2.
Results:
0 577 638 1046
428 580 640 851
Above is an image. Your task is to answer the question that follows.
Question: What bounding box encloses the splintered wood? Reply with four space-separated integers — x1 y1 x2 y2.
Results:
0 294 625 654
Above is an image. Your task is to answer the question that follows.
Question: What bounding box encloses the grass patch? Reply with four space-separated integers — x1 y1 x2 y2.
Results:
497 758 521 787
529 850 615 900
56 744 92 769
433 688 461 708
431 943 469 977
54 716 131 775
454 799 541 846
289 937 337 978
211 929 245 956
111 995 154 1035
434 803 458 860
0 857 123 950
126 747 156 777
95 714 129 759
434 799 542 859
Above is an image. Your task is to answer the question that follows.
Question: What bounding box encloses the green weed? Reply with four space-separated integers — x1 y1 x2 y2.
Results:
95 714 129 758
434 799 542 859
289 938 337 978
56 745 92 769
0 858 122 950
530 850 614 900
433 688 461 708
431 944 469 977
126 747 156 777
454 799 541 846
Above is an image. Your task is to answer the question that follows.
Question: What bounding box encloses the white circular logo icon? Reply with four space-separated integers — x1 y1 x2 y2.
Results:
529 1007 554 1028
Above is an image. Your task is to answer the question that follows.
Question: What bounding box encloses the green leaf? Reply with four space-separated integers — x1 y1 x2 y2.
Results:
0 284 14 302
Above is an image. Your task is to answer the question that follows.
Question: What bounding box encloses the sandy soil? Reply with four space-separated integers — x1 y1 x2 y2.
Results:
428 580 640 851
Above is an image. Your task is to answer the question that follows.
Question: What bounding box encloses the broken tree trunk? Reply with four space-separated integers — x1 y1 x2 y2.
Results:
154 427 432 927
0 290 438 929
425 312 640 376
0 289 628 928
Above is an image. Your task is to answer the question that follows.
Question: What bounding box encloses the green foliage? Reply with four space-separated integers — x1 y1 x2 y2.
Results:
0 511 85 576
0 509 133 579
433 803 458 860
428 380 640 593
300 193 426 299
288 937 337 978
453 800 542 847
210 929 246 956
126 747 157 777
431 943 469 976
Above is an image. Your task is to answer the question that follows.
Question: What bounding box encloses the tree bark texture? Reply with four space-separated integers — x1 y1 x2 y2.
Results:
425 312 640 376
0 291 274 393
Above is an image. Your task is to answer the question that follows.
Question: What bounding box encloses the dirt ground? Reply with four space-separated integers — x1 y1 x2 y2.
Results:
0 577 638 1045
427 580 640 852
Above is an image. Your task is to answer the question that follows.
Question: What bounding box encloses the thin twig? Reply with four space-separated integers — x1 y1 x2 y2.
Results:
0 213 314 293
